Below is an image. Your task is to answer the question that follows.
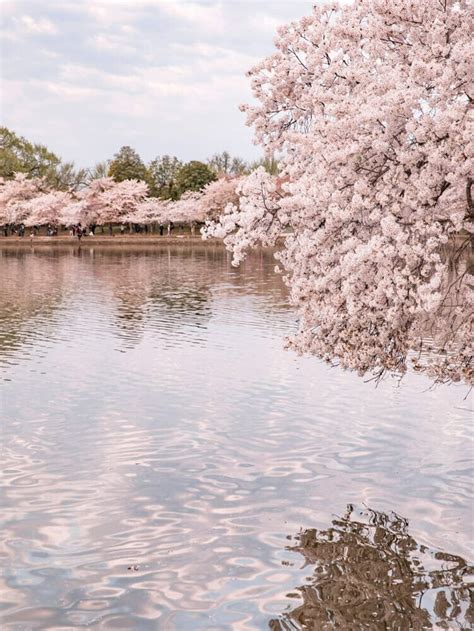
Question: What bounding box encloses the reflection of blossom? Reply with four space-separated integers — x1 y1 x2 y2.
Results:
270 505 473 630
0 246 288 360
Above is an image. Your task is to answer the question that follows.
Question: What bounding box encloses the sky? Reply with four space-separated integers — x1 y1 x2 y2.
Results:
1 0 314 169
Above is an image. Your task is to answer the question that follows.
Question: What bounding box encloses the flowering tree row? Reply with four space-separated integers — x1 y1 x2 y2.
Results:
204 0 473 386
0 173 241 229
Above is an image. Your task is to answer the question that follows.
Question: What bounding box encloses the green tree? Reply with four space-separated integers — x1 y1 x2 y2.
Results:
175 160 216 196
0 126 86 190
147 155 182 199
86 160 110 183
49 162 88 191
249 155 279 175
108 146 148 183
207 151 248 176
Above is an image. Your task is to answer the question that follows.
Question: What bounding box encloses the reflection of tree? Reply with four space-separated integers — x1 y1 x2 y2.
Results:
0 250 66 364
88 245 288 347
270 505 473 630
147 285 212 325
0 244 289 356
111 283 213 348
89 248 216 347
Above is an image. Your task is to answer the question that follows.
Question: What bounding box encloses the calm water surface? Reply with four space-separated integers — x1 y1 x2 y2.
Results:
0 245 472 630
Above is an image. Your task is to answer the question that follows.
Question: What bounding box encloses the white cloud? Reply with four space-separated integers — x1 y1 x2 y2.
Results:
30 79 101 101
76 0 224 30
160 1 224 32
2 0 313 166
15 14 57 35
88 33 139 55
172 42 256 74
39 48 60 60
248 13 282 35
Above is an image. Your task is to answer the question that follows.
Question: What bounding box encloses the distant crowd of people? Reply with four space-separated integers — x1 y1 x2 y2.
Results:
3 223 27 237
2 223 57 237
1 221 198 239
69 223 96 239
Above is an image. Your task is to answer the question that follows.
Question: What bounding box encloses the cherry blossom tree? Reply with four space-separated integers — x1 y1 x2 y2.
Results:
122 197 170 225
59 198 88 227
0 173 242 234
55 177 115 228
22 190 72 227
204 169 283 261
205 0 473 385
154 177 242 229
197 176 241 221
99 179 149 224
0 173 46 226
166 191 205 224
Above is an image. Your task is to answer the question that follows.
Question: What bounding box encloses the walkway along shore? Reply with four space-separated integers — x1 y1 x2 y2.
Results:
0 235 227 247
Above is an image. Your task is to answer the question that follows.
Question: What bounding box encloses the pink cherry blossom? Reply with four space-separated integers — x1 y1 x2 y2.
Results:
0 174 46 225
123 197 170 225
206 0 473 385
22 190 72 227
97 179 149 224
197 177 242 221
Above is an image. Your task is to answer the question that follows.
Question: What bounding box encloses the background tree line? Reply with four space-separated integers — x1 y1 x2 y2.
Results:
0 127 278 199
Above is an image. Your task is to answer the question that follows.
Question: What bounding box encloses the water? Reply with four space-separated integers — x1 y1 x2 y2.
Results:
0 244 472 630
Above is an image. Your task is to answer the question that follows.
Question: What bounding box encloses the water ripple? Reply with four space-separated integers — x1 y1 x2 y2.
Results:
0 245 472 629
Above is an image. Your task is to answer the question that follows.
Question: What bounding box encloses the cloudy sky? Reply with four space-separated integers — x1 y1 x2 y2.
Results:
2 0 313 168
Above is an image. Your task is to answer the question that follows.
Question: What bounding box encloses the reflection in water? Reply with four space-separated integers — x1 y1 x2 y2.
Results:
0 245 286 361
271 505 473 631
0 245 472 629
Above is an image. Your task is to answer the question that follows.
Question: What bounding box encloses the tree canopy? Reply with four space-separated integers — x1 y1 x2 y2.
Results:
0 127 86 191
108 146 148 183
175 160 217 195
147 155 182 199
207 151 247 176
205 0 473 385
248 155 279 176
86 160 110 183
0 171 241 229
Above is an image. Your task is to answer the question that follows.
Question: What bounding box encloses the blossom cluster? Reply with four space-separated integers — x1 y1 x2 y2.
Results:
205 0 473 384
0 174 241 229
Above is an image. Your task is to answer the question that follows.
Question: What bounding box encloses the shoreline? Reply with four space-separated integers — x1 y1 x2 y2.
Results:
0 233 468 249
0 235 223 247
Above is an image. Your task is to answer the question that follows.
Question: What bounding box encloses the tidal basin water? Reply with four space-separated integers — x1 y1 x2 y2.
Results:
0 244 472 630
